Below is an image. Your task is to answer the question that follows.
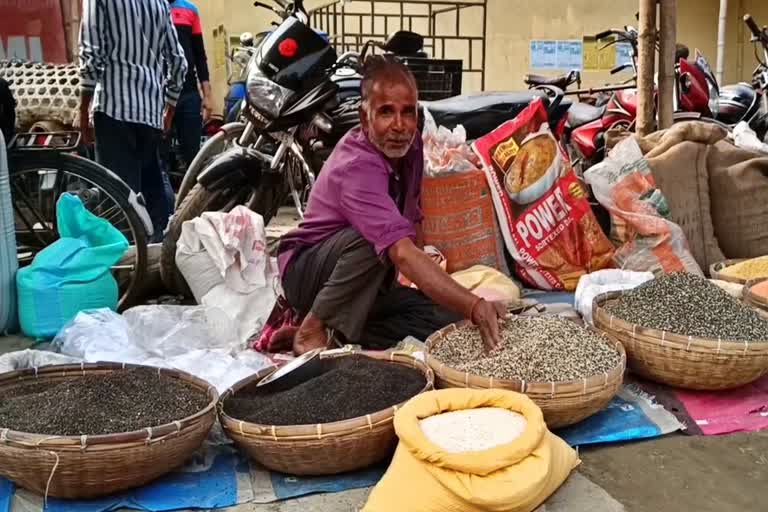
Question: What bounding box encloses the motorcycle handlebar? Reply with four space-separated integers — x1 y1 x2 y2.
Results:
744 14 768 46
595 30 614 40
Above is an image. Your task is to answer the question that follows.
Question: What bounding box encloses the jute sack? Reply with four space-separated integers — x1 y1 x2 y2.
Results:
362 389 579 512
707 139 768 258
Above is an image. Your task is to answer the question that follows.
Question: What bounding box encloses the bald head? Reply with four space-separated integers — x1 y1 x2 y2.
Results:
360 55 418 107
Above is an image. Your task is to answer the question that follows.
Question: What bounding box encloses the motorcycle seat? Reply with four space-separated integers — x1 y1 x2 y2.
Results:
567 103 607 128
524 72 580 90
423 91 569 140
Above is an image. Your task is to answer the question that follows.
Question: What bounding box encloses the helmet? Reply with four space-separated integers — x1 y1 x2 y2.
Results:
717 83 758 125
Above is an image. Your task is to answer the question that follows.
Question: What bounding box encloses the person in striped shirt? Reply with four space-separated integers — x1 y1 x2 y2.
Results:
78 0 187 239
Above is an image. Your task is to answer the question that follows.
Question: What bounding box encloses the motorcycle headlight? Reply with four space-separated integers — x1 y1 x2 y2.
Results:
707 81 719 117
246 63 294 119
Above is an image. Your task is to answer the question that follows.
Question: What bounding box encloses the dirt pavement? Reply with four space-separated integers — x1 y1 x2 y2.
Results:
580 431 768 512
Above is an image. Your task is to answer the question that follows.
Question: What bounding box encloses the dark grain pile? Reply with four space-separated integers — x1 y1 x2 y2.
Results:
604 272 768 342
224 356 426 426
0 368 210 436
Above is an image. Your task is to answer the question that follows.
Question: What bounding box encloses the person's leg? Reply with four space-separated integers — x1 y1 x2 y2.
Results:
174 90 203 169
93 112 141 192
361 287 463 349
136 125 172 241
281 228 392 353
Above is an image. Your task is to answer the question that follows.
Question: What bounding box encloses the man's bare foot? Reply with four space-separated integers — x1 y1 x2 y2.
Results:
293 313 329 355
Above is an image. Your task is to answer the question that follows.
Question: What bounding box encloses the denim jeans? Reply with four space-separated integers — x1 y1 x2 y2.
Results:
94 112 172 242
172 89 203 168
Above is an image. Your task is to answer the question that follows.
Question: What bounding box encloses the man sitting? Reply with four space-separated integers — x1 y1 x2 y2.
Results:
277 56 506 355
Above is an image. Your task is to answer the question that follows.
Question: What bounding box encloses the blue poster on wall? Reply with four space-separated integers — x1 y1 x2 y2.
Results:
615 42 634 67
530 40 558 69
556 40 583 70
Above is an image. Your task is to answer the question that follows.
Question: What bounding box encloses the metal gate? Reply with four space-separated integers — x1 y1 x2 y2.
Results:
311 0 488 92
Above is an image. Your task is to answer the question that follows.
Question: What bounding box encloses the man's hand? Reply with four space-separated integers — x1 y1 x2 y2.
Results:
471 300 508 352
201 95 213 122
163 105 176 135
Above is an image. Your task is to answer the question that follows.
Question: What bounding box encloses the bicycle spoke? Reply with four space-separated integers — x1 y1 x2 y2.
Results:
11 182 57 239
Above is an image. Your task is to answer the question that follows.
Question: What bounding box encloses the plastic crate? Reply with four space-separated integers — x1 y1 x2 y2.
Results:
400 57 463 101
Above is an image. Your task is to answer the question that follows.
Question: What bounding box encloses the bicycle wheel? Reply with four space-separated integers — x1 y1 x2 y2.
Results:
9 151 149 310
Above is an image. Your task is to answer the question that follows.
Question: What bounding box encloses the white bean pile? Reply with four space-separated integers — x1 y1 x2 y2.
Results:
419 407 528 453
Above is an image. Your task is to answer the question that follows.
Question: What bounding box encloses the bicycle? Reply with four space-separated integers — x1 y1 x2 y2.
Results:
9 131 150 310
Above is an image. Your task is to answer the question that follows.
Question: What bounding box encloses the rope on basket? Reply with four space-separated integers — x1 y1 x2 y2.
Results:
365 414 373 430
717 338 722 354
744 339 749 356
271 425 277 441
550 381 555 399
80 435 87 451
582 378 588 395
488 376 494 389
80 362 85 376
145 427 153 445
34 436 62 509
521 380 526 393
687 336 693 351
33 366 39 378
238 421 245 436
316 424 323 440
632 324 637 338
661 331 666 347
0 428 7 443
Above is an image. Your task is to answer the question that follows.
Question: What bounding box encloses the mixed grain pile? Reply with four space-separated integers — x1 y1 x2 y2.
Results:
604 272 768 342
431 316 621 382
420 407 527 453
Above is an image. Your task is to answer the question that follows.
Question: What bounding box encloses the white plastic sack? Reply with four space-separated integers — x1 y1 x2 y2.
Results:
733 121 768 154
574 269 654 324
52 306 272 391
0 349 81 373
176 206 277 344
422 108 481 177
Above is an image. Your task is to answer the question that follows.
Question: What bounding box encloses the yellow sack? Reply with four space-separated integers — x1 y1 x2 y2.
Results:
451 265 521 304
363 389 579 512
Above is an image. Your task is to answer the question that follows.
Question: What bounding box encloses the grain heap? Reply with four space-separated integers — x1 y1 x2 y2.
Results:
420 407 527 453
604 272 768 341
224 356 426 425
719 256 768 281
0 368 209 436
431 316 621 382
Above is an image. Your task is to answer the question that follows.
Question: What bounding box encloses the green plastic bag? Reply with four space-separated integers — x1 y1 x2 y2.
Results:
17 194 129 338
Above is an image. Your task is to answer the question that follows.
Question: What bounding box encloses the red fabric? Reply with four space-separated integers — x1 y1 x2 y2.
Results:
251 296 300 352
171 3 202 35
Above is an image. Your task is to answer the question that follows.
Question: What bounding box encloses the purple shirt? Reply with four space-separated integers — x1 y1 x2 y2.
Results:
278 126 424 277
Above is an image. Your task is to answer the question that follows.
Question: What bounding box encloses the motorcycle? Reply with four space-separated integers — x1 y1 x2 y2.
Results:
160 0 573 295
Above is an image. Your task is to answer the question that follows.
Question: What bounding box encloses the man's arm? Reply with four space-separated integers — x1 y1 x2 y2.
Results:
189 9 213 119
389 238 504 350
161 4 188 116
78 0 107 140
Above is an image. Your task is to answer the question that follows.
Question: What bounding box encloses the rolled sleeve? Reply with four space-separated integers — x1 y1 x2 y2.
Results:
338 160 416 258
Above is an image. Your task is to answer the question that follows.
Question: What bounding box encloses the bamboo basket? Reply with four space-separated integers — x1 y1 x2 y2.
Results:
424 321 626 428
219 351 433 476
710 259 750 284
0 363 218 499
593 291 768 390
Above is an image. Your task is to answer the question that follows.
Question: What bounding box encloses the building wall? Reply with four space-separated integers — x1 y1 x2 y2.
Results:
197 0 768 112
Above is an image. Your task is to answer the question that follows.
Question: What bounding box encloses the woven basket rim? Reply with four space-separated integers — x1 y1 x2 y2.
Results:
709 258 751 284
593 290 768 350
424 319 627 392
0 362 219 447
219 350 433 439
